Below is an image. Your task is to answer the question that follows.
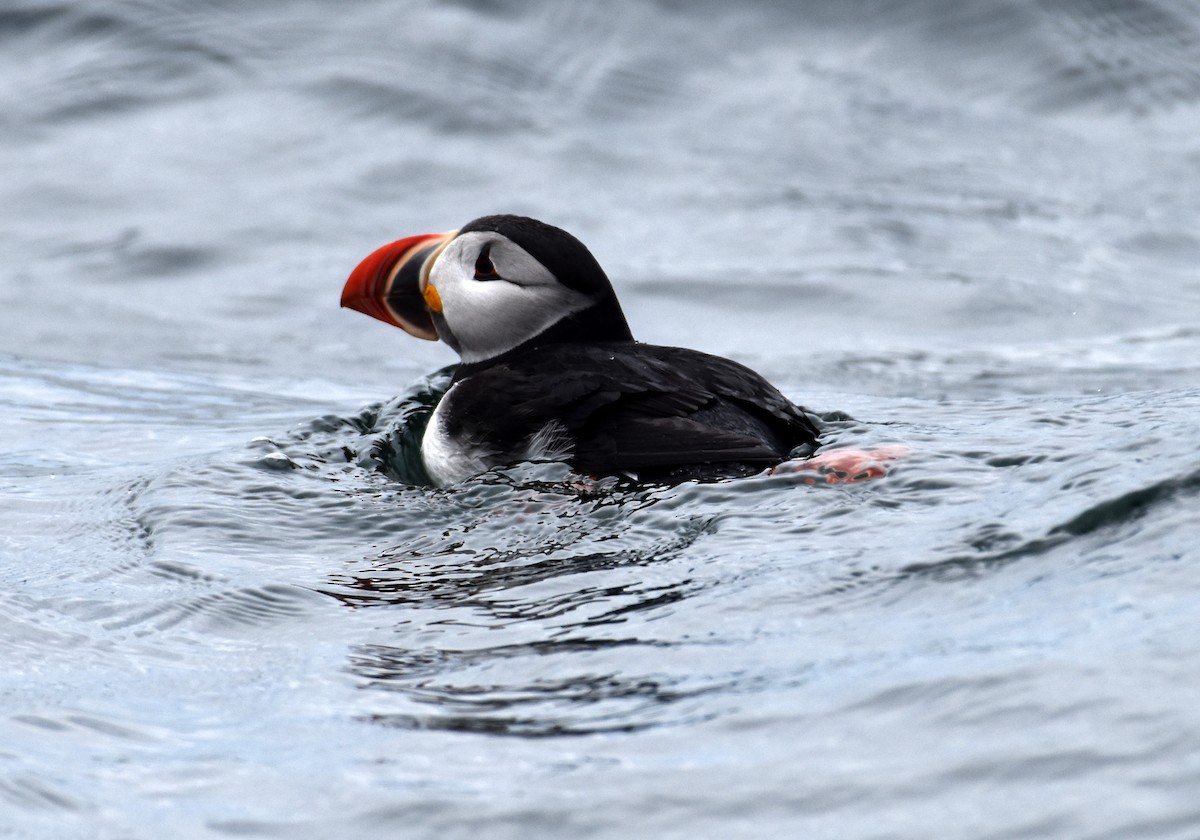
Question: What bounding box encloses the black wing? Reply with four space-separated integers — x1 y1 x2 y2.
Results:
447 343 820 478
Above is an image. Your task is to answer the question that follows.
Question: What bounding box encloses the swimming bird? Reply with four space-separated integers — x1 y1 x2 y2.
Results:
341 214 821 486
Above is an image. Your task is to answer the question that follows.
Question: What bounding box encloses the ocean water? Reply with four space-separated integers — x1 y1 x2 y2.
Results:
3 1 1200 837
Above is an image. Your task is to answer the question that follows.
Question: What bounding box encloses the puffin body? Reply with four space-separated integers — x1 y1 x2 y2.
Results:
342 215 819 485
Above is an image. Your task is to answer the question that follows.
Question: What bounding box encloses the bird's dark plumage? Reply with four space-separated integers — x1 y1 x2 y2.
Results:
438 342 819 482
342 214 821 485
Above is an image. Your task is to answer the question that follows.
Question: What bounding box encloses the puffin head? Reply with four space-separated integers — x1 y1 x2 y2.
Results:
342 215 633 364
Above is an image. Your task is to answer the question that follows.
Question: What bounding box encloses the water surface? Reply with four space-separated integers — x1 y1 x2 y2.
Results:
2 2 1200 837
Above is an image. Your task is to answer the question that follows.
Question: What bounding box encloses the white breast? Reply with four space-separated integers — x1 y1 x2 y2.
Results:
420 384 576 486
421 384 491 487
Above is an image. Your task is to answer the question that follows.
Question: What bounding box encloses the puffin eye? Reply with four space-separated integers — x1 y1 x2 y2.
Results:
474 247 499 280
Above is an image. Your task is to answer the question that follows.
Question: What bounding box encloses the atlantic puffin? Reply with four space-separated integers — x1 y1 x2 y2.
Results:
341 215 821 486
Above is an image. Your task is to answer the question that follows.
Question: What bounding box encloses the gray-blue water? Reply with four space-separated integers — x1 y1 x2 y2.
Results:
3 2 1200 837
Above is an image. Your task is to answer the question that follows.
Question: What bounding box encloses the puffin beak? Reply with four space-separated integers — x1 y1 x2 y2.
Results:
341 231 457 340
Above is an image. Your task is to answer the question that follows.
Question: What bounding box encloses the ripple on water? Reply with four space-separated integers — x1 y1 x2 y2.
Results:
21 357 1200 756
316 462 729 735
2 3 249 127
6 0 1200 831
241 386 914 736
3 371 1200 839
0 774 87 814
349 637 725 737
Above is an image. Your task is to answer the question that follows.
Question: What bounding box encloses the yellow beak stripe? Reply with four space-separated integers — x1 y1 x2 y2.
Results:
423 283 443 313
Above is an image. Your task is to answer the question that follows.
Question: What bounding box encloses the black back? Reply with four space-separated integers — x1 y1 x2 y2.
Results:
441 342 820 481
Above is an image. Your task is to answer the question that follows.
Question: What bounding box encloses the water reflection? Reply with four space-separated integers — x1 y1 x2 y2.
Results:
322 474 708 618
347 636 722 736
315 466 728 735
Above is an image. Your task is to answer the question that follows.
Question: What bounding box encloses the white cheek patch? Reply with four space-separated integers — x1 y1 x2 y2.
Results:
429 232 596 364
